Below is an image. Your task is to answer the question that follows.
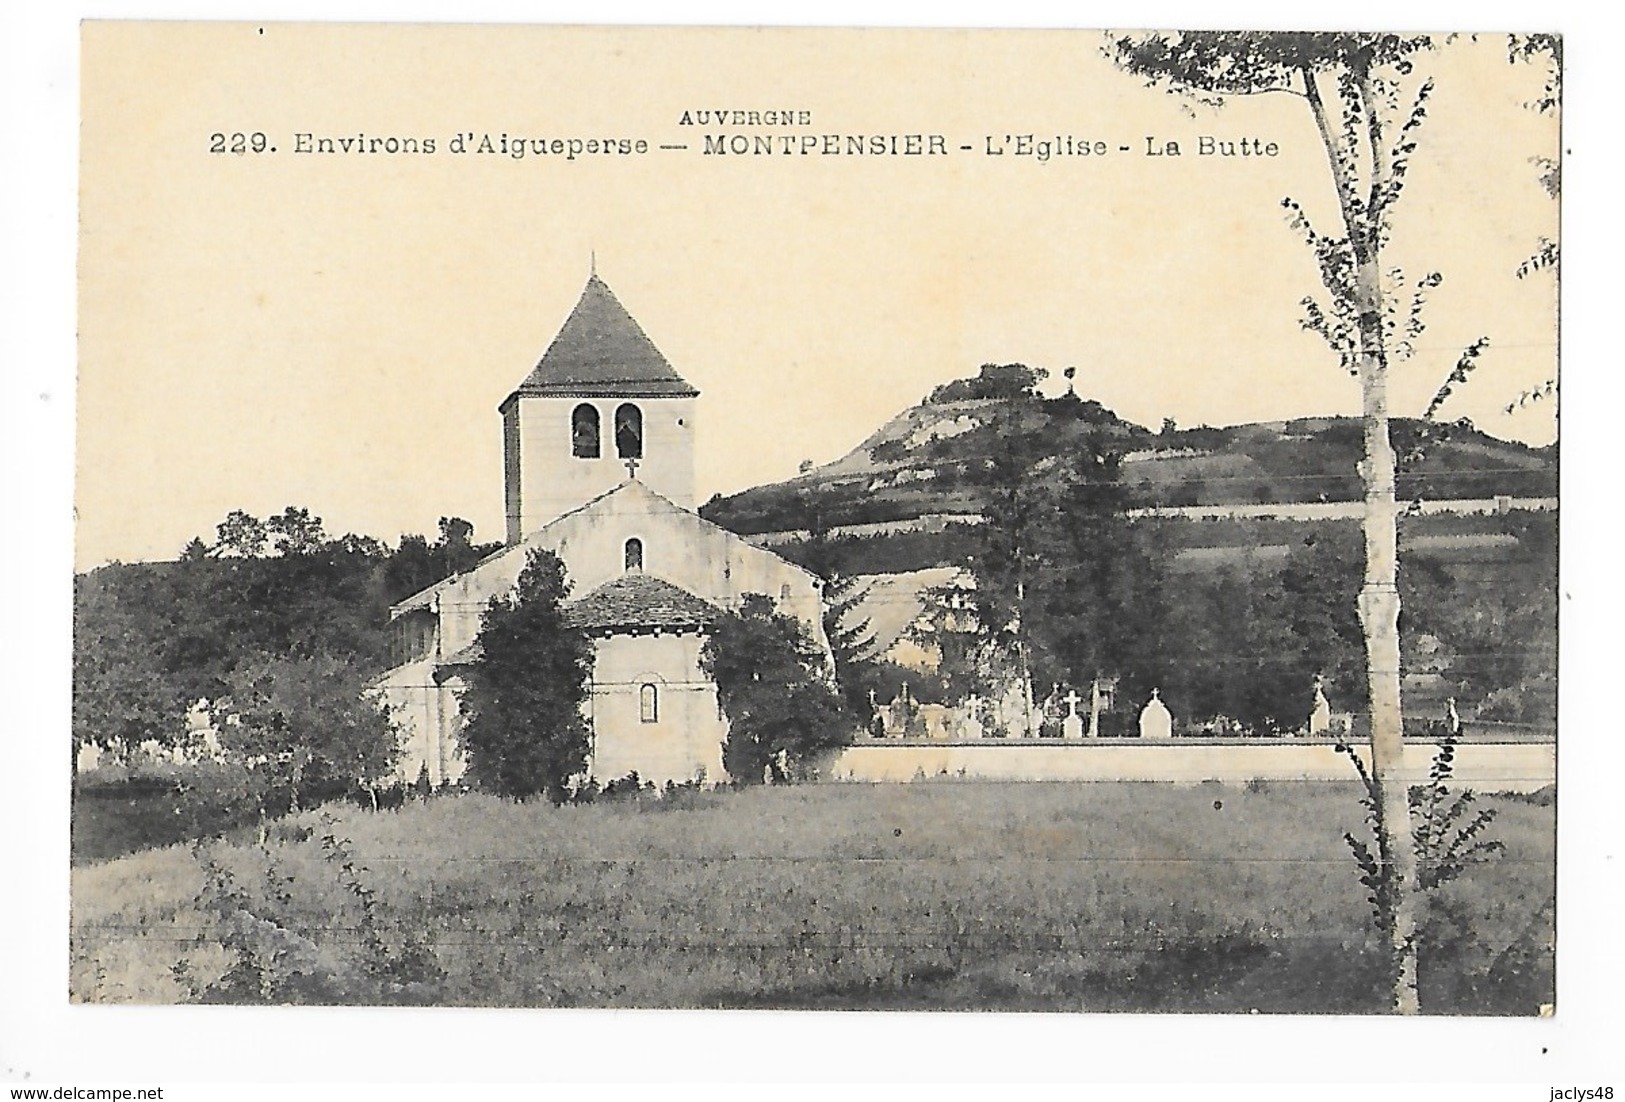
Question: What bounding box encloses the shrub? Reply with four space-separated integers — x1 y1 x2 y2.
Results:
701 594 854 783
177 815 444 1004
926 363 1047 404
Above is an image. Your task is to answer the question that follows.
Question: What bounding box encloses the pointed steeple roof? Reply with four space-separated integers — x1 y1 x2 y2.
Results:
502 274 699 406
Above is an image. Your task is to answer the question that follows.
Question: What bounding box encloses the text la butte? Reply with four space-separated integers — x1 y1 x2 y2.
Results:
983 135 1280 158
1146 135 1280 157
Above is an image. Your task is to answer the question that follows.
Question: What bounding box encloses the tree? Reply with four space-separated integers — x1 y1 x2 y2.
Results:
266 505 327 556
72 570 191 763
1506 33 1560 416
1510 33 1561 283
927 362 1047 404
212 650 400 818
382 516 500 604
1157 530 1367 734
701 594 852 783
1109 30 1479 1012
212 509 268 558
968 398 1169 728
457 550 594 802
796 515 883 721
76 510 497 768
820 571 883 720
435 516 490 575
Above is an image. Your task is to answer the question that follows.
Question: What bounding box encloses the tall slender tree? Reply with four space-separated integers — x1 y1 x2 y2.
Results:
1108 31 1482 1012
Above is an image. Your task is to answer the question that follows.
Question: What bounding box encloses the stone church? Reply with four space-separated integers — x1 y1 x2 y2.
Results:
377 272 829 786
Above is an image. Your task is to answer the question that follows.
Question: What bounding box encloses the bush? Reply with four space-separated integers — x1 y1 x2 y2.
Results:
176 816 445 1005
926 363 1047 404
701 594 854 783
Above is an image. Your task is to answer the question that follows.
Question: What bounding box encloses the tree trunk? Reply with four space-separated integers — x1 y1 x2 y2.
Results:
288 756 306 817
1356 322 1421 1015
1303 62 1421 1014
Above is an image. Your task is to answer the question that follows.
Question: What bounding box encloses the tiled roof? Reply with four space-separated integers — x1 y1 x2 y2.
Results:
565 574 719 633
503 274 699 403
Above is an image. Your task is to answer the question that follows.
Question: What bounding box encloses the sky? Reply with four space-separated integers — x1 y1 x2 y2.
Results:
72 25 1561 570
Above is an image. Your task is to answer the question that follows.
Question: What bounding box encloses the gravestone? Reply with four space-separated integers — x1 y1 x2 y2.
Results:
997 681 1029 738
1088 676 1118 738
957 694 985 740
1062 689 1085 740
1138 689 1173 740
1307 677 1331 737
1040 684 1065 733
919 703 953 741
76 742 103 773
888 684 915 738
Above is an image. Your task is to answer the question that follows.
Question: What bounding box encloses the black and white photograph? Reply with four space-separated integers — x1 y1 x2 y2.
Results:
7 8 1617 1094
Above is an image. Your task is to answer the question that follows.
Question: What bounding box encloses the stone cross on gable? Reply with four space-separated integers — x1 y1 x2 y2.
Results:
624 455 640 479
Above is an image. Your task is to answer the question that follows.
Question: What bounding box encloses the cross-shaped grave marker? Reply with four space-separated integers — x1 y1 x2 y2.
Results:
1062 688 1085 740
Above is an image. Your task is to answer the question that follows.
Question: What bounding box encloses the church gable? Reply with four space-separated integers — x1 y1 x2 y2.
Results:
388 479 827 667
534 480 826 632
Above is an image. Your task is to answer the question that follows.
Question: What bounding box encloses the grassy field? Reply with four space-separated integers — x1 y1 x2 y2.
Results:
69 780 1555 1013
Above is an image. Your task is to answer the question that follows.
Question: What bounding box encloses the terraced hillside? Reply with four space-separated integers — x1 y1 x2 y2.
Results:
699 367 1556 538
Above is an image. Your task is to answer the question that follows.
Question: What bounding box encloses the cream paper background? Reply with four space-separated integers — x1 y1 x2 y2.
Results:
76 22 1557 569
5 2 1617 1091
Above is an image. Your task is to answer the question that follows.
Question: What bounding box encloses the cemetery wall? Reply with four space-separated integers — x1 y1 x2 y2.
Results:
827 739 1555 792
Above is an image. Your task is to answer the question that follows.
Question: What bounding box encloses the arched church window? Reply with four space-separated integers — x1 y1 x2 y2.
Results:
640 683 659 724
624 538 644 572
615 403 643 460
571 404 601 458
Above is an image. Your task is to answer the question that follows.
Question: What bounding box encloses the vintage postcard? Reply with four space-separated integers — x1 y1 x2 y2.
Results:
42 14 1590 1084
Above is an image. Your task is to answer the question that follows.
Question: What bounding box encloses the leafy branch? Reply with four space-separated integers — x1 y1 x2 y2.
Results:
1424 337 1491 423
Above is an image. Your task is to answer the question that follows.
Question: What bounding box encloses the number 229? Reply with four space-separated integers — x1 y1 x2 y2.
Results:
209 132 270 154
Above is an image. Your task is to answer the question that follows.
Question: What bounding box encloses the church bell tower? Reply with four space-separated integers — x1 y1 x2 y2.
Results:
499 273 699 542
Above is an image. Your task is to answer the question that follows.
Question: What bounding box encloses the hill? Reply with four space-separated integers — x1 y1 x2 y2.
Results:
698 364 1557 537
698 365 1557 733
